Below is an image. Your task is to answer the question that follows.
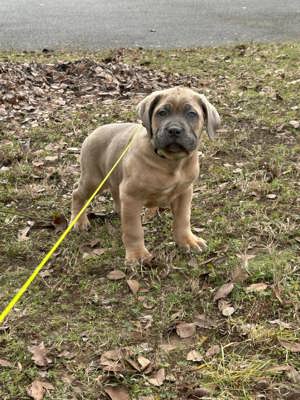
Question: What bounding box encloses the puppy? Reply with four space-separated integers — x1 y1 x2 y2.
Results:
71 87 220 263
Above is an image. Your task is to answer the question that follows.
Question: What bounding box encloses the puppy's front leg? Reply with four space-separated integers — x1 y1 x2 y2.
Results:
171 186 207 252
120 191 152 263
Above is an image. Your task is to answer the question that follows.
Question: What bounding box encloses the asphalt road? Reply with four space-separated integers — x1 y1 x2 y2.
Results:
0 0 300 50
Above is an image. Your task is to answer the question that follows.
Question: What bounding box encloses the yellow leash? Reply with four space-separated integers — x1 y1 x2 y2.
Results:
0 128 138 325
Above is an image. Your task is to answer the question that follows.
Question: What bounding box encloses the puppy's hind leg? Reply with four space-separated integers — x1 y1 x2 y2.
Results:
71 176 101 231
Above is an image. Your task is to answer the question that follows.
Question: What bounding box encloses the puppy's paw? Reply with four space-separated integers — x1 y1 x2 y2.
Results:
125 247 153 265
71 215 91 231
175 231 207 252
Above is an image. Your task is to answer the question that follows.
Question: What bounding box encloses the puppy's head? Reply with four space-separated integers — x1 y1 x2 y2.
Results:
137 87 220 160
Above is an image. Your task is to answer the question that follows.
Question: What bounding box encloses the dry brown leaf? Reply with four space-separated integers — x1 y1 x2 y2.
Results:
100 349 123 363
213 282 234 302
127 279 140 295
290 120 300 129
186 350 203 362
89 238 101 247
267 364 300 385
187 387 211 399
194 313 217 329
176 322 196 338
266 193 277 199
272 283 283 304
286 366 300 384
28 342 52 367
245 283 268 293
1 59 209 133
107 270 126 280
61 373 75 385
27 380 54 400
205 344 220 358
236 253 256 269
231 265 249 283
100 349 124 372
18 226 31 241
51 214 67 232
45 155 58 163
147 368 165 386
126 357 140 371
269 319 292 329
218 300 235 317
82 247 107 259
158 343 178 353
137 355 151 370
104 385 130 400
0 358 14 367
92 248 107 256
279 340 300 353
268 365 290 373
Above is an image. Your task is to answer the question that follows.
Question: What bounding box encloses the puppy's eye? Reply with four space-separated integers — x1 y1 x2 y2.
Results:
157 109 168 117
187 111 198 118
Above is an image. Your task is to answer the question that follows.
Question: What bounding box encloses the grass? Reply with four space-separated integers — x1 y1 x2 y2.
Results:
0 42 300 399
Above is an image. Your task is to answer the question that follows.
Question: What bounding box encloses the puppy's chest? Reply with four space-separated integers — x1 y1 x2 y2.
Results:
143 171 195 207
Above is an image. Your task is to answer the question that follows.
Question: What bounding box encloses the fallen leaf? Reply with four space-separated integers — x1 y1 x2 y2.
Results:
267 364 292 374
231 265 249 283
218 300 235 317
286 366 300 384
279 340 300 353
104 385 130 400
269 319 292 329
272 283 283 304
89 238 101 247
32 160 44 167
100 349 124 372
213 282 234 302
147 368 165 386
0 358 13 367
51 214 67 232
158 343 178 353
82 247 108 259
61 373 75 385
236 253 256 269
187 387 211 399
18 226 31 241
266 364 300 385
176 322 196 338
186 350 203 362
127 279 140 295
125 356 141 371
205 344 220 358
165 373 176 382
45 155 58 163
28 342 52 367
194 313 217 329
137 355 151 370
107 270 126 280
245 283 268 293
289 120 300 129
27 380 54 400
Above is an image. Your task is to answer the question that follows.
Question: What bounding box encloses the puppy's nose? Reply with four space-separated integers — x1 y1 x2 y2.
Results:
167 125 183 136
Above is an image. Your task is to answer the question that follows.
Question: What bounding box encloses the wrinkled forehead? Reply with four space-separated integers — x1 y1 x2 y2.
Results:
157 90 202 112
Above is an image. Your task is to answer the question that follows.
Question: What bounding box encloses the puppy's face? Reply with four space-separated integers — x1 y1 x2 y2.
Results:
138 87 220 160
151 90 204 158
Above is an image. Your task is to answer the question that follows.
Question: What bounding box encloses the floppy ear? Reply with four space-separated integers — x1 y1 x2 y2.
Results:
198 94 221 139
137 90 162 136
